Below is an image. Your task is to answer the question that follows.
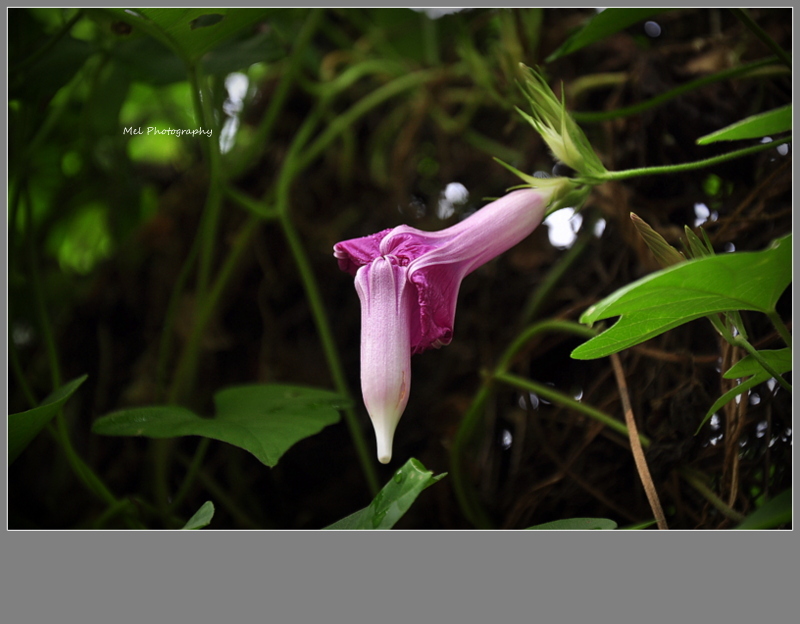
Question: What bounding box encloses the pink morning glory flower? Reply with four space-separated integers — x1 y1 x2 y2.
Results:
334 188 551 463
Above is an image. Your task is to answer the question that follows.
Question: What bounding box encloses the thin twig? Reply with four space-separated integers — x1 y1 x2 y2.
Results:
610 353 669 530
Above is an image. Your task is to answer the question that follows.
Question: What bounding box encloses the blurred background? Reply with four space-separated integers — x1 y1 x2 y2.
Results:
8 7 792 529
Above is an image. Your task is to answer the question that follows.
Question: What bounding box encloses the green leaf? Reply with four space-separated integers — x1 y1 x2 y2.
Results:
104 8 274 63
92 384 346 467
735 489 791 529
697 349 792 433
9 374 89 464
546 8 670 62
181 501 215 530
723 348 792 380
526 517 618 530
572 234 791 360
323 458 446 530
697 105 792 145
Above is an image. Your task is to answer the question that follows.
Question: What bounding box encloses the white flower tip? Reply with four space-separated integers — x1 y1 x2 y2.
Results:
375 428 395 464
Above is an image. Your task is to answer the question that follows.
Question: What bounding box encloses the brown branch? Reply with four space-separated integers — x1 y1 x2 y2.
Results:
610 352 669 530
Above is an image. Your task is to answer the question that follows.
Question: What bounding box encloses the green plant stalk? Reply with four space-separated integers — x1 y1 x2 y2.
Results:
595 136 791 182
169 437 211 512
20 156 133 523
91 498 132 529
278 211 380 495
227 8 324 180
572 57 787 123
224 185 279 221
766 310 792 348
157 196 251 517
162 216 260 514
295 68 440 173
678 467 746 523
498 320 597 371
187 61 223 301
730 9 792 69
155 231 202 400
273 107 380 486
176 452 265 529
449 382 497 529
496 372 651 446
497 372 749 522
169 215 262 404
451 320 598 528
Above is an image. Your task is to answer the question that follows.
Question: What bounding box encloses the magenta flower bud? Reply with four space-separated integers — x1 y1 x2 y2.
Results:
335 188 550 463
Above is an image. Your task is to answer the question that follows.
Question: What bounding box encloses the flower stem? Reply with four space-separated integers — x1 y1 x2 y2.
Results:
278 211 380 495
595 137 791 182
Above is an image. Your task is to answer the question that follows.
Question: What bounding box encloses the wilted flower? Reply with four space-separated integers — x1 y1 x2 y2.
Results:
335 188 552 463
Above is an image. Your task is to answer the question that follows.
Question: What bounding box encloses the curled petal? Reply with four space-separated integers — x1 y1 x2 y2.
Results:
334 228 393 276
355 256 413 463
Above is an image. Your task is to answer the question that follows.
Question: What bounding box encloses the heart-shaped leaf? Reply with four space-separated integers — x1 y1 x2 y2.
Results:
9 374 88 465
323 458 446 530
572 234 791 360
92 384 346 467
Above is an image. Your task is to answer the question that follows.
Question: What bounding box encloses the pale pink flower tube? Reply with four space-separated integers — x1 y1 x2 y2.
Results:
335 188 549 463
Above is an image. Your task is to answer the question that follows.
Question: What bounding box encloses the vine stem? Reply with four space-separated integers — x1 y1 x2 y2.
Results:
678 467 746 523
278 211 380 495
730 9 792 69
21 184 138 523
187 61 223 301
572 57 786 123
610 353 668 530
733 336 792 393
594 136 791 182
451 320 603 529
